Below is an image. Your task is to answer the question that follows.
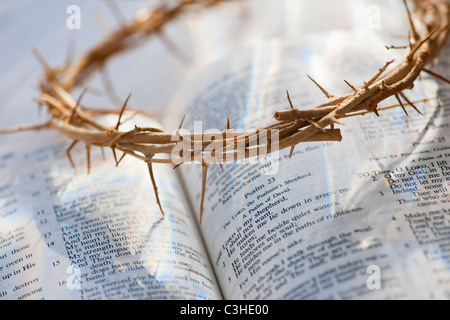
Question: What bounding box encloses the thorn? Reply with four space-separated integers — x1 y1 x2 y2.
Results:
66 140 78 169
111 147 118 165
286 90 294 109
116 152 126 166
147 161 165 216
86 145 91 174
210 149 224 170
365 101 380 117
402 0 420 41
116 93 132 130
394 93 409 116
399 91 423 115
173 115 186 139
344 79 358 93
227 116 231 129
173 163 183 170
406 24 441 61
307 75 334 99
342 98 431 118
200 164 208 225
289 145 295 159
101 147 106 161
422 68 450 86
385 45 408 50
69 88 88 124
32 48 51 71
362 59 395 89
69 105 80 124
76 88 88 107
178 115 186 130
0 121 50 135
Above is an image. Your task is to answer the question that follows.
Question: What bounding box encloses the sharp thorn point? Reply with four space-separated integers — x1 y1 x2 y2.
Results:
200 164 208 225
307 75 334 99
395 93 409 116
344 79 358 93
289 145 295 159
116 152 126 166
173 163 183 170
399 91 423 115
148 161 165 216
115 93 132 130
422 68 450 86
178 115 186 130
66 140 78 169
286 90 294 109
86 145 91 174
111 147 118 165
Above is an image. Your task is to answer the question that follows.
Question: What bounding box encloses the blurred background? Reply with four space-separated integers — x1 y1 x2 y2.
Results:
0 0 410 135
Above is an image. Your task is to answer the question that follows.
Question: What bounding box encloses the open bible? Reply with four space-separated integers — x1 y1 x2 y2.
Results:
1 4 450 301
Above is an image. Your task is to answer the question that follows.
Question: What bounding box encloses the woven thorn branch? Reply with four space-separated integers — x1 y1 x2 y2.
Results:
1 0 450 224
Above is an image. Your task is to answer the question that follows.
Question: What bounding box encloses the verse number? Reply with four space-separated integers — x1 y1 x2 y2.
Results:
267 177 275 185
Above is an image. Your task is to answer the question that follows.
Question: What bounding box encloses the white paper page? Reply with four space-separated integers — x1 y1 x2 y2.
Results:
165 30 450 299
0 115 222 300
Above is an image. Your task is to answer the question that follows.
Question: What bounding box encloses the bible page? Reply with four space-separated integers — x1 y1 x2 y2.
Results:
0 115 222 300
165 29 450 299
